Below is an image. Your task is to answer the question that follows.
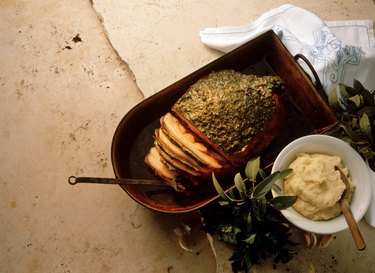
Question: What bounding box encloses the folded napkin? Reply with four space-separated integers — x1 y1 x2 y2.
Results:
200 4 375 96
200 4 375 228
366 169 375 227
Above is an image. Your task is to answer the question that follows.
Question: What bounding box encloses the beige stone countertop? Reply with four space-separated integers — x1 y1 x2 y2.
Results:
1 1 375 273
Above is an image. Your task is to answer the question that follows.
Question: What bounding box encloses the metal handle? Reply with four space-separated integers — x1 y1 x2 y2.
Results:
68 176 169 186
68 176 189 193
294 53 327 102
68 176 126 185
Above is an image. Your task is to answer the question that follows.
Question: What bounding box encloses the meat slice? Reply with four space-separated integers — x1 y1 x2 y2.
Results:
144 147 180 181
154 142 201 177
154 128 212 175
160 113 227 170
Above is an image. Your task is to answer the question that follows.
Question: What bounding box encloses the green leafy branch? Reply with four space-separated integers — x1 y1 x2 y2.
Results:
212 157 296 212
328 80 375 171
200 157 297 273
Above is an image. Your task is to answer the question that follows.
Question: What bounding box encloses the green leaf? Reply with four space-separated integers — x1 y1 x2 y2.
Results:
259 169 267 180
212 172 241 203
353 79 365 94
270 196 297 210
218 200 230 206
234 172 247 199
243 234 256 244
349 117 358 128
328 88 340 109
348 95 362 107
361 88 375 106
362 149 375 158
219 229 237 245
253 169 292 199
246 212 252 232
358 106 375 117
341 83 357 96
232 226 241 236
253 196 267 220
245 157 260 182
339 124 362 141
220 224 233 233
212 172 230 201
359 113 373 141
272 183 282 193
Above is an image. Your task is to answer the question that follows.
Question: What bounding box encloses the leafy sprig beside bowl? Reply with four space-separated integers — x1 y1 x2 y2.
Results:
200 157 297 273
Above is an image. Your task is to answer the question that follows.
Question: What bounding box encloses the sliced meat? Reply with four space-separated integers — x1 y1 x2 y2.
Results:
160 112 226 170
144 147 180 181
154 128 212 175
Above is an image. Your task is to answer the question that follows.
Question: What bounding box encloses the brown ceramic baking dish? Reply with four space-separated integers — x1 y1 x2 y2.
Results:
111 30 337 213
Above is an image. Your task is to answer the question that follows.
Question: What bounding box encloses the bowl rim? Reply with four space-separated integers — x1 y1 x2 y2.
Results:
271 134 372 234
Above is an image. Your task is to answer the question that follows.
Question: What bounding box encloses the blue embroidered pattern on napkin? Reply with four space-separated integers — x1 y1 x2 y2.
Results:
200 4 375 95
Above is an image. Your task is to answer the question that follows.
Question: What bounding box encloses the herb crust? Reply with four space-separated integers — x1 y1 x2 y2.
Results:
174 70 282 154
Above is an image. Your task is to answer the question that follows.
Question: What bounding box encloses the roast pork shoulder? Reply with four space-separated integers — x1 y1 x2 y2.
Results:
144 69 285 186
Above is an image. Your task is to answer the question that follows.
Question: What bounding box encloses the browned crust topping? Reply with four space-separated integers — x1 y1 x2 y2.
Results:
173 70 283 154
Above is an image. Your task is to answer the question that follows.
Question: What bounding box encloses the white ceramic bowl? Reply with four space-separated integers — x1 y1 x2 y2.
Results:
271 134 372 234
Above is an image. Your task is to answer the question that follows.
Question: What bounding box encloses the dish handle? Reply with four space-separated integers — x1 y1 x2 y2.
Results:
294 53 327 103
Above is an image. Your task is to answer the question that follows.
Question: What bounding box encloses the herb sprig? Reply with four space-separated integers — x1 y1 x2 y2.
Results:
200 157 297 273
328 80 375 171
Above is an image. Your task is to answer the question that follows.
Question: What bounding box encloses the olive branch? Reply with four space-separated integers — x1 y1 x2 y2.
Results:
327 80 375 171
200 157 297 273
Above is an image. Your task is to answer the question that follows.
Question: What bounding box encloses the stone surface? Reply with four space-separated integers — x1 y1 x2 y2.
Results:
1 0 375 273
0 1 214 272
92 0 375 98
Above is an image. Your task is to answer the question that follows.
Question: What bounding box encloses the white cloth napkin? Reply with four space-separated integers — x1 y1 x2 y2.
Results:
200 4 375 95
366 169 375 227
200 4 375 228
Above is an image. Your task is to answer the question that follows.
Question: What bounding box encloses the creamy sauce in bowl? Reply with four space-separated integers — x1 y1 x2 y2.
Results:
284 153 356 221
